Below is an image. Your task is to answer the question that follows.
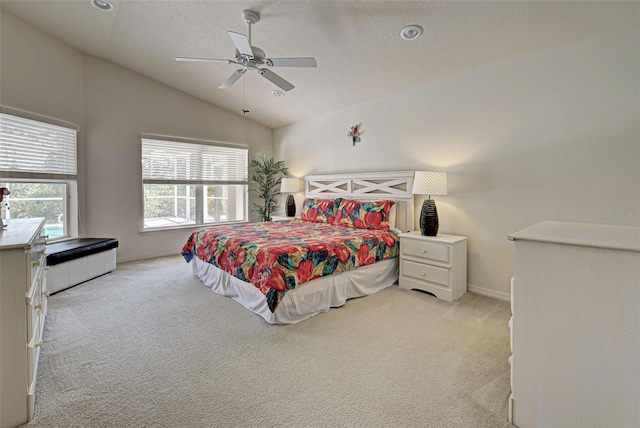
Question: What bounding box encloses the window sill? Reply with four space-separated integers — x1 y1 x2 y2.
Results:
139 220 249 235
45 236 76 244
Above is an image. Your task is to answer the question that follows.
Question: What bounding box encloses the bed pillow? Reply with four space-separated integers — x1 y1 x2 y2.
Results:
300 198 341 224
333 199 396 230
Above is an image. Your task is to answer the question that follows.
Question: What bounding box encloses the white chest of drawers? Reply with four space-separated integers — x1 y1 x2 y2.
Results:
398 231 467 302
508 221 640 427
0 218 48 428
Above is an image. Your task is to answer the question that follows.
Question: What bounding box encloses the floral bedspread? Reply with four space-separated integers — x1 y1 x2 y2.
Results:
181 220 399 312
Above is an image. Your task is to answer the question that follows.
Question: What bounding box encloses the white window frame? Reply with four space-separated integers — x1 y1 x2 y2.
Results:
141 134 249 231
0 107 79 240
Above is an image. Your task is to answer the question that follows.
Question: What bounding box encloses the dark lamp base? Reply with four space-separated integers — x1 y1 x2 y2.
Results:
419 199 439 236
285 194 296 217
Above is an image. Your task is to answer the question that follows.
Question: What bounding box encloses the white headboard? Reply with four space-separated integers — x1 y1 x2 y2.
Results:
303 171 415 232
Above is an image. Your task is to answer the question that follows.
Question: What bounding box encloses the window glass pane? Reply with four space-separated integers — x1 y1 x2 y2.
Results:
204 185 224 223
143 184 196 228
204 184 247 223
1 182 66 238
176 185 187 197
189 196 196 221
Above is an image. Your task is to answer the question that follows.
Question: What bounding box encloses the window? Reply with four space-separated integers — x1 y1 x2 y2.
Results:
141 136 248 229
0 112 78 240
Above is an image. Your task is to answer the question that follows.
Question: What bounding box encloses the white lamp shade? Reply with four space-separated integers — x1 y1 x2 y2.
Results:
280 177 302 193
412 171 448 196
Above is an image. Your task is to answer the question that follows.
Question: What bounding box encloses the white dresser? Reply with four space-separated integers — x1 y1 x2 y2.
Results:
398 232 467 302
0 218 48 428
508 221 640 428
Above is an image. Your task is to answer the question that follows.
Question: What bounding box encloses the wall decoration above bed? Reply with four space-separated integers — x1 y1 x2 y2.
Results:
347 123 362 146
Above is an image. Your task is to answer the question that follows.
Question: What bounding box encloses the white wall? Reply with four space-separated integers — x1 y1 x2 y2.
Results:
274 28 640 298
1 12 273 262
0 11 88 225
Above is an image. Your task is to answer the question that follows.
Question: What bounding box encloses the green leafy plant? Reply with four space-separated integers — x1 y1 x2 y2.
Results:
249 153 288 222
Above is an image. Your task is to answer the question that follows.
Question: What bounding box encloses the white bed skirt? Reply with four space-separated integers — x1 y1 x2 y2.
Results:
191 257 399 324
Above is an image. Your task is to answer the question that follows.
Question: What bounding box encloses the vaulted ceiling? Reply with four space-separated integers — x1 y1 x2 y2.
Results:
2 0 637 129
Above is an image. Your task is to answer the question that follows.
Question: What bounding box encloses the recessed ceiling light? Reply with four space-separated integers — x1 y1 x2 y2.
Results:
400 25 423 41
271 90 284 97
91 0 113 11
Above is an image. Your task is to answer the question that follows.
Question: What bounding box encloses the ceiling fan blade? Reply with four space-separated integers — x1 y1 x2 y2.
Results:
258 69 294 91
219 69 245 89
267 57 317 68
176 57 236 64
228 31 253 57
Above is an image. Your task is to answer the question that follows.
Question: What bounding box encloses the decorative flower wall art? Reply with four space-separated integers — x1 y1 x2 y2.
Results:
347 124 362 146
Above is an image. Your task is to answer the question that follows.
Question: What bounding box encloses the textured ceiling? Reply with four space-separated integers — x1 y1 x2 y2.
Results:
1 0 638 129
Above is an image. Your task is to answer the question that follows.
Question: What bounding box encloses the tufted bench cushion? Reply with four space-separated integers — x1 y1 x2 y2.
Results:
46 238 119 265
46 238 118 293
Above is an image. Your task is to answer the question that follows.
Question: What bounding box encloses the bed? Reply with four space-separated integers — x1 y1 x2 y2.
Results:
181 171 415 324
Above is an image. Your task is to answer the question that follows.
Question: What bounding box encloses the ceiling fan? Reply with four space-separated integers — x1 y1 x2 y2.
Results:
176 9 317 92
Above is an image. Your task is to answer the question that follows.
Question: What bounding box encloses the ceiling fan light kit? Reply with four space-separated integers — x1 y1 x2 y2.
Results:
176 9 317 93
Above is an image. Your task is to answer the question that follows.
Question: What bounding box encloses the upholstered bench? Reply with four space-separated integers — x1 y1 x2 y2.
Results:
46 238 118 294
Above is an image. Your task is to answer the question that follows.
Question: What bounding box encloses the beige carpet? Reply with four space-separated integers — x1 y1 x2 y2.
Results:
26 255 513 428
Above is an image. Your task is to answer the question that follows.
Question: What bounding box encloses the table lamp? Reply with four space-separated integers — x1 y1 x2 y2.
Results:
280 177 302 217
412 171 447 236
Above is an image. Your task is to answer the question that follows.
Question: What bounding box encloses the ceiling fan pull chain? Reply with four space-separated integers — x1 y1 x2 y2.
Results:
242 74 249 114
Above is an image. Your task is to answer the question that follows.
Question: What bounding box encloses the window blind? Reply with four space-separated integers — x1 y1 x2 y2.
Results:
0 113 78 178
141 138 248 185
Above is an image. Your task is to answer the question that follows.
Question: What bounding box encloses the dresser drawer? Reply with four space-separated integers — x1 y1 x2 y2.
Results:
402 259 450 287
28 250 46 291
402 238 450 264
510 277 515 314
27 315 43 387
509 316 513 353
41 268 49 317
26 275 43 342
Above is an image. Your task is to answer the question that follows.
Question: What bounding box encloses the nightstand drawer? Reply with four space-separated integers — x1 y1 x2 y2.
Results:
402 259 449 287
402 238 449 264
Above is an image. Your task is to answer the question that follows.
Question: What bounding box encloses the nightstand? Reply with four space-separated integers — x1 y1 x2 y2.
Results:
398 231 467 302
271 216 297 222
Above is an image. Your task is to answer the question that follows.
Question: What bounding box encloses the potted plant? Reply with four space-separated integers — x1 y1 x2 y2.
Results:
249 153 288 222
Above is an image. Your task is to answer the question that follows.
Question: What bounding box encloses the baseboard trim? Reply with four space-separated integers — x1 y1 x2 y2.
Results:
468 283 510 302
117 252 181 264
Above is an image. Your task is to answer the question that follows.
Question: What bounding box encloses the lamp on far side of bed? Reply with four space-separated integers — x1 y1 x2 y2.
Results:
281 177 302 217
412 171 447 236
